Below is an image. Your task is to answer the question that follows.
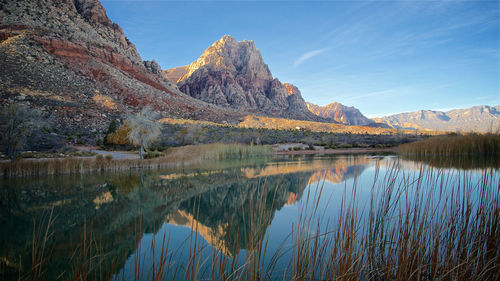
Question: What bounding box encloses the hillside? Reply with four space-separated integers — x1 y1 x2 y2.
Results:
374 105 500 133
0 0 243 141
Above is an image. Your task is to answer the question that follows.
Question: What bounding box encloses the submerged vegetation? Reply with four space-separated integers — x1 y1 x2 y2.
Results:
9 163 499 280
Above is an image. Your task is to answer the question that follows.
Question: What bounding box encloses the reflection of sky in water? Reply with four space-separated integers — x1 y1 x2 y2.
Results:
1 155 497 280
112 156 498 280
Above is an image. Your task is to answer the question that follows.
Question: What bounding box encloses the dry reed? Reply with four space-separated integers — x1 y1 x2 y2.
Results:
0 143 272 178
398 133 500 157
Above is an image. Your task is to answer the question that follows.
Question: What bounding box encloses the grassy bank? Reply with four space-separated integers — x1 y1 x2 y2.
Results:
0 143 271 177
398 133 500 157
17 165 499 280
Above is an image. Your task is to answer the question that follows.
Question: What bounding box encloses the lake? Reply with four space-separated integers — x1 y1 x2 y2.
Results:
0 154 498 280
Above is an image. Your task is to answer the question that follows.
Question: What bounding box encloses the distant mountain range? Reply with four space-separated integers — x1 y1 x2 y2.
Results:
373 105 500 133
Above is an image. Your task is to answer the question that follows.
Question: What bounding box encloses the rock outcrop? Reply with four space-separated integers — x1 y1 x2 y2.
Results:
306 102 372 125
164 65 189 83
0 0 242 141
170 35 320 121
373 105 500 132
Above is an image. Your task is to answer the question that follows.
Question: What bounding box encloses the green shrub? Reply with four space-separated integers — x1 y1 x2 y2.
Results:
338 143 353 149
143 150 164 159
149 145 170 152
105 154 113 161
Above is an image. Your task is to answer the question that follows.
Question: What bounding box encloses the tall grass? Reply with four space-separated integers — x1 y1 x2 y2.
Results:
0 144 272 178
201 143 272 160
18 164 500 280
398 133 500 157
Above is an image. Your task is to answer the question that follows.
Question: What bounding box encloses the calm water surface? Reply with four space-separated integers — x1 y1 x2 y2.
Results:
0 154 498 280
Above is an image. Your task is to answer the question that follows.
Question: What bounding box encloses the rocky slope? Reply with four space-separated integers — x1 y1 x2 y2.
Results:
168 35 320 121
0 0 242 142
373 105 500 133
306 102 372 125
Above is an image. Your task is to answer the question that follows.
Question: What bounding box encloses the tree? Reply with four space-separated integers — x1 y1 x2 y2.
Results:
126 107 161 159
106 120 131 145
0 103 45 162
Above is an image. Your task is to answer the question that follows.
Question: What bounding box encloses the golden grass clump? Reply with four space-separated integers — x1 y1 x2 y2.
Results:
398 133 500 157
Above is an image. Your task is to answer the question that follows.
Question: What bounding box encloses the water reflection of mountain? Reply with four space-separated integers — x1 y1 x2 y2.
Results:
307 158 370 185
166 171 308 256
164 156 370 255
241 156 370 185
0 155 372 279
0 169 308 279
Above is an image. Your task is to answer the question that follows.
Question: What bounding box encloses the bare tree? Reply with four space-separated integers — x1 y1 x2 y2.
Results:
127 107 162 159
0 103 45 162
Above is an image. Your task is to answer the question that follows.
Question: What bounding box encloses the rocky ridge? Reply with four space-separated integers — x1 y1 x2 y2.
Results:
168 35 321 121
306 102 372 125
0 0 243 140
373 105 500 133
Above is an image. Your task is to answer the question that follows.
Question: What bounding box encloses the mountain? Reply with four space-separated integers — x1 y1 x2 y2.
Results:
306 102 372 125
166 35 320 121
0 0 242 140
373 105 500 133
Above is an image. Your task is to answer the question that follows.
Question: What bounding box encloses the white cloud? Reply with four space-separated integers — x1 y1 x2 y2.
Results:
293 48 328 67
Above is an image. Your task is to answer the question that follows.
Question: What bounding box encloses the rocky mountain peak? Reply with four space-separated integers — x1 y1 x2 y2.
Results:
179 35 272 83
173 36 319 121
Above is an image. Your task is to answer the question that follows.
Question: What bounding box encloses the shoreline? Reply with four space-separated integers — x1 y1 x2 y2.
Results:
1 145 398 163
274 147 397 155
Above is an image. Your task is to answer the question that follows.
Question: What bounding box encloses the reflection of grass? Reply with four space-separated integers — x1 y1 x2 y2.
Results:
0 144 272 177
20 165 499 280
398 133 500 157
400 154 499 169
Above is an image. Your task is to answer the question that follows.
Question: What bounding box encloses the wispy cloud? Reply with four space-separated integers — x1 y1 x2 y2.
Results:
293 48 328 67
335 87 410 102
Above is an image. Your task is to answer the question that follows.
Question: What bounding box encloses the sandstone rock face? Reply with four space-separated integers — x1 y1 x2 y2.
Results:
164 65 189 83
173 35 320 121
373 105 500 133
306 102 372 125
0 0 243 140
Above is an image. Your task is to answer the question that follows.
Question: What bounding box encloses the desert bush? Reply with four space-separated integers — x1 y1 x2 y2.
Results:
143 150 164 159
106 121 131 145
0 103 48 161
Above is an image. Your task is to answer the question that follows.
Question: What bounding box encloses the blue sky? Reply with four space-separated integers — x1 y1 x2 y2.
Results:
101 0 499 117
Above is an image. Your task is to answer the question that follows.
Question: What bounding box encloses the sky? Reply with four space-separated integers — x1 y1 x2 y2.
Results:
101 0 499 117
